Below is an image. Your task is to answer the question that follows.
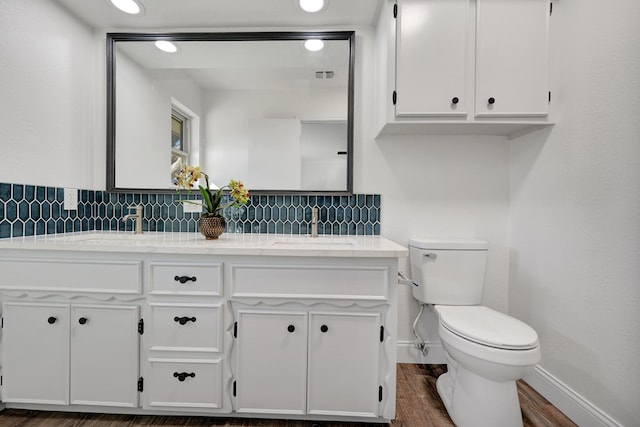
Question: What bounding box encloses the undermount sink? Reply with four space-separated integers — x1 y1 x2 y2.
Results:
50 233 159 243
270 237 356 248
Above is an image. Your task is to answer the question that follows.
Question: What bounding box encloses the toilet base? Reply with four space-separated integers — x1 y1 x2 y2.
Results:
436 364 524 427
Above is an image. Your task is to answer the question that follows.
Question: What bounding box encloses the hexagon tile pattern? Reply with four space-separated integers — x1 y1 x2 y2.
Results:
0 182 381 239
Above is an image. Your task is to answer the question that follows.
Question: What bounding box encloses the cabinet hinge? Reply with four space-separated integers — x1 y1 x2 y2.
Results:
1 375 3 386
379 385 383 402
392 91 397 105
393 3 398 19
1 317 3 328
549 91 551 103
234 321 238 338
550 2 553 15
380 325 385 343
137 377 144 392
233 380 237 397
138 318 144 335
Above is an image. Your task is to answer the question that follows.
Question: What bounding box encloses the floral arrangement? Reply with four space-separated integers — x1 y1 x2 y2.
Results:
175 165 249 218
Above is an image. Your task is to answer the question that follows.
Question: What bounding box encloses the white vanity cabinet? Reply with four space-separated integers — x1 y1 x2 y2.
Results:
0 232 407 423
306 311 382 417
231 258 395 420
235 310 308 414
143 260 227 412
235 309 383 417
1 302 140 407
376 0 552 137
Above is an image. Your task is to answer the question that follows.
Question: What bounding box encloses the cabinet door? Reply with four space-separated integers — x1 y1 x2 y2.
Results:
307 312 382 417
235 310 307 414
396 0 469 117
70 305 140 407
1 303 70 404
475 0 550 117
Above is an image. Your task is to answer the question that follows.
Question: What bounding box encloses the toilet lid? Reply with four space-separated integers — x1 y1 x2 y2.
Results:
436 305 539 350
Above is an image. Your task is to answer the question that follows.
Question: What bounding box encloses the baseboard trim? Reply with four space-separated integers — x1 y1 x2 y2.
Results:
524 365 622 427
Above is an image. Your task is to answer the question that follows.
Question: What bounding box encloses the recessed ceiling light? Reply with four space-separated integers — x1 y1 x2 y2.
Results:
299 0 326 13
304 39 324 52
109 0 142 15
155 40 178 53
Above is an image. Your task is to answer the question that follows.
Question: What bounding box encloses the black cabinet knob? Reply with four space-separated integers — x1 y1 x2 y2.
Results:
451 97 459 104
287 324 295 333
320 324 328 333
173 372 196 382
488 97 496 105
174 275 197 284
78 317 88 325
174 316 197 325
47 316 57 324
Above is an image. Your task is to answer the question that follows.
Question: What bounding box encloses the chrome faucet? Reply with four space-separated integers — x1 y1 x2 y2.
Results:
123 205 143 234
310 207 319 238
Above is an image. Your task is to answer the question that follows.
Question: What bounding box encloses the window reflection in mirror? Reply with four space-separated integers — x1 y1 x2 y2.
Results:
106 32 354 194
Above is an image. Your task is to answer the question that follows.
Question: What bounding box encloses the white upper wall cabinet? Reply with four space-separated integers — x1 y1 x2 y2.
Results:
375 0 553 138
395 0 470 117
475 0 550 117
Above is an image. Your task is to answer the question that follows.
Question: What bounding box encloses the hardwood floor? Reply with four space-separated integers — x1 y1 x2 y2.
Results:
0 364 576 427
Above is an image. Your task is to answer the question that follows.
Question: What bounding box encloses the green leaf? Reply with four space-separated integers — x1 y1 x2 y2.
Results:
199 185 214 213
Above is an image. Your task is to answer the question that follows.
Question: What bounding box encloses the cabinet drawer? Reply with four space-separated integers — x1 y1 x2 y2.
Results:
149 262 222 296
148 303 223 352
0 258 141 294
147 358 223 409
230 264 388 301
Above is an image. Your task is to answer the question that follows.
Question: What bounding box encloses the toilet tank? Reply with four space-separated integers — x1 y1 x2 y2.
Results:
409 238 488 305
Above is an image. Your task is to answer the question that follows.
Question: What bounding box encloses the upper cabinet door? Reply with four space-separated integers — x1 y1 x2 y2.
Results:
475 0 550 117
395 0 470 117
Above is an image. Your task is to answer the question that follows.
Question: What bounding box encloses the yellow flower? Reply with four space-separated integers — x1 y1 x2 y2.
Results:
175 165 249 216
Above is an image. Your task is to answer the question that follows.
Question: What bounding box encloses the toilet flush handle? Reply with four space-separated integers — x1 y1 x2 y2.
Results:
423 253 437 260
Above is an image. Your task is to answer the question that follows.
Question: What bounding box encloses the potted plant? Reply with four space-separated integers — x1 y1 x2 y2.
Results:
175 165 249 239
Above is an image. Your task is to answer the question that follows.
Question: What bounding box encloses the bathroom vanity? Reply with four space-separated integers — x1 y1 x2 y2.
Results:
0 232 407 423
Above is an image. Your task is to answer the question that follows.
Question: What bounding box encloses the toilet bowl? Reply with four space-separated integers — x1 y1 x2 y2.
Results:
434 304 540 427
409 238 541 427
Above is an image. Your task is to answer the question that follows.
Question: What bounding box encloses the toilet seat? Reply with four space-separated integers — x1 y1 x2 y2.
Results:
435 305 539 350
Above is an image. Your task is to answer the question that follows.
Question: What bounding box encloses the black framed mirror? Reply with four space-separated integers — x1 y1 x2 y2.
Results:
106 31 355 194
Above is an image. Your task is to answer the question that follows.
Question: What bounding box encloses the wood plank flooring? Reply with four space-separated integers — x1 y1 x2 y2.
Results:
0 364 576 427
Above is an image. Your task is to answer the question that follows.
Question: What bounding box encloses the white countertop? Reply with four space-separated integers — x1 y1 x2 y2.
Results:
0 232 408 258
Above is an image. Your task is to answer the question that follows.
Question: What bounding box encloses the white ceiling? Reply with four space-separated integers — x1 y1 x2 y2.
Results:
56 0 382 30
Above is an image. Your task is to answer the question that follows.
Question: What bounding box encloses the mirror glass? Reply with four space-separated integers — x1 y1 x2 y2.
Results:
107 32 354 194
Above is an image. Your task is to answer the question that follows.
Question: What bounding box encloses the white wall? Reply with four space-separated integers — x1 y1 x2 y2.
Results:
204 87 346 190
115 56 205 189
509 1 640 426
353 28 512 362
0 0 97 189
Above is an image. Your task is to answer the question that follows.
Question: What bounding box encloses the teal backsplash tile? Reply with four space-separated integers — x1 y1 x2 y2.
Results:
0 182 381 239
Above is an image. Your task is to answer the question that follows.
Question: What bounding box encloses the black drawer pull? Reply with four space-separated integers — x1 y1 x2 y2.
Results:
174 275 197 284
173 372 196 382
47 316 57 324
174 316 197 325
451 97 459 104
320 324 329 333
287 324 295 333
488 97 496 105
78 317 88 325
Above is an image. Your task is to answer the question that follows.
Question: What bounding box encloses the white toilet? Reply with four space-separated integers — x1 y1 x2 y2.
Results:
409 238 541 427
